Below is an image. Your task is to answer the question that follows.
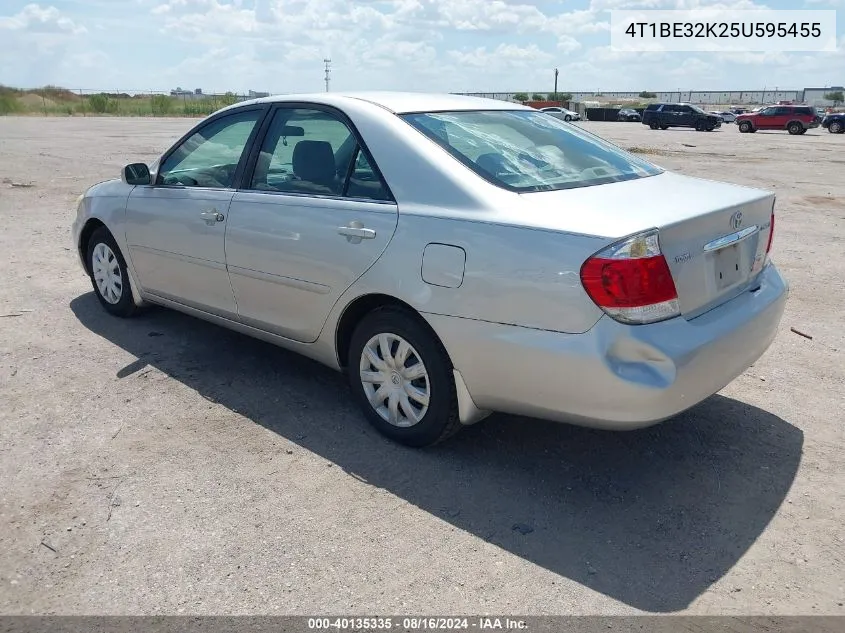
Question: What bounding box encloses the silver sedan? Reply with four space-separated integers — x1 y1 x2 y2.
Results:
72 92 788 447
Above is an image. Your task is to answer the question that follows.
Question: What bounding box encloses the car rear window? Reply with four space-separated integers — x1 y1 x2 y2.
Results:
401 110 663 193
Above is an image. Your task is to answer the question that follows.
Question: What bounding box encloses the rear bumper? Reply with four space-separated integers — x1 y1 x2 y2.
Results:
425 263 788 430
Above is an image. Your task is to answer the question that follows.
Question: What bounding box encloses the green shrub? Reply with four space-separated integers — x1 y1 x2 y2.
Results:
88 93 110 113
0 94 22 115
151 95 173 115
220 92 239 107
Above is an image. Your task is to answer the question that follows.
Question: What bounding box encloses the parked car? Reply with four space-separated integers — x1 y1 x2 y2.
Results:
641 103 722 131
710 111 737 123
736 105 820 135
617 108 641 122
539 106 581 121
821 112 845 134
72 92 787 447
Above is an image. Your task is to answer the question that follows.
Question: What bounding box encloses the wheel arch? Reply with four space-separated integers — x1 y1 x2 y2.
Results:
335 293 452 371
78 217 108 275
334 292 490 426
79 217 145 307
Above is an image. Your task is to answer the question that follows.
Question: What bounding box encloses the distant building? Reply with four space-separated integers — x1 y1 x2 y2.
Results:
170 87 204 99
453 87 844 107
801 87 844 106
249 90 270 98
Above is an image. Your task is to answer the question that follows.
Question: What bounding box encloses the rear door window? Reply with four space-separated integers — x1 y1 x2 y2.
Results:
249 107 391 201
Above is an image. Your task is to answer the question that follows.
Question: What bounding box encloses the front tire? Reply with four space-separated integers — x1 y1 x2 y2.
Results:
829 121 843 134
564 114 572 122
649 121 659 130
86 226 137 318
348 307 460 447
739 121 753 133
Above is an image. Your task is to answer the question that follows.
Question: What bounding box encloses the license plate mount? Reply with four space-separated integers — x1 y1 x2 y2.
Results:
714 244 743 290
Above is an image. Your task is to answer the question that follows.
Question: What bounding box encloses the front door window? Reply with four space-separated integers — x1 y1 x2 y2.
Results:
157 110 261 188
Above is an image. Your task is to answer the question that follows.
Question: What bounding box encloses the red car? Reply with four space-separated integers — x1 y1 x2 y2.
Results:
736 105 821 135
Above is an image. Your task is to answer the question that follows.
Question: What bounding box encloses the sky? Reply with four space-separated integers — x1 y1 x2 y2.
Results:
0 0 843 94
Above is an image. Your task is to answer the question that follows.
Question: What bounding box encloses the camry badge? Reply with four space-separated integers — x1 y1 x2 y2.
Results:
731 211 743 230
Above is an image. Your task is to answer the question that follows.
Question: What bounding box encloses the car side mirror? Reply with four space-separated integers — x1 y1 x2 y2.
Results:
122 163 151 186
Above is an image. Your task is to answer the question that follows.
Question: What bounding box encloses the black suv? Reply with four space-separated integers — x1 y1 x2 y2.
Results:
642 103 722 131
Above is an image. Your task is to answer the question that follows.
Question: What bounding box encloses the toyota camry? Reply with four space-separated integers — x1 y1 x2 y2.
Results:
72 92 788 447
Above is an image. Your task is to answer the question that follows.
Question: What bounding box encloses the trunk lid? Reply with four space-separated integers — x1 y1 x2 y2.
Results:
518 172 775 319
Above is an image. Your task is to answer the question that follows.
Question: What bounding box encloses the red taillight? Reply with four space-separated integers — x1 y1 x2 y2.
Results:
580 230 680 325
766 211 775 253
581 256 677 308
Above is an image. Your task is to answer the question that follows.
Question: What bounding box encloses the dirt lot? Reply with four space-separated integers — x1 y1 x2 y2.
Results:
0 116 843 615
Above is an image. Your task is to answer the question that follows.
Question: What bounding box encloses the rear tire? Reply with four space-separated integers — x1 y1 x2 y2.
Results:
829 121 843 134
659 124 669 130
787 122 803 135
564 114 572 122
347 307 461 447
86 226 137 318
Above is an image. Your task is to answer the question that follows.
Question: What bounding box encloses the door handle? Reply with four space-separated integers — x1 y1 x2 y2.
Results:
338 221 376 243
200 209 225 225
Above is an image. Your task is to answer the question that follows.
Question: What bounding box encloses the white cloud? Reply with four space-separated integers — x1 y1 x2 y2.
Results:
449 43 555 69
0 3 87 34
0 0 842 93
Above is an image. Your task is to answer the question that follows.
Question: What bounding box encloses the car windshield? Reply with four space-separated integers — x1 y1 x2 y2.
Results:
689 104 706 114
401 110 662 193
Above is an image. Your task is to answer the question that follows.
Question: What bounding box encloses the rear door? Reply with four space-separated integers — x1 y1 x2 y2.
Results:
659 104 676 125
225 105 398 343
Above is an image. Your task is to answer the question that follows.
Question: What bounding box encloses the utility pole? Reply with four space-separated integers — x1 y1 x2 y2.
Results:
554 68 559 99
323 58 331 92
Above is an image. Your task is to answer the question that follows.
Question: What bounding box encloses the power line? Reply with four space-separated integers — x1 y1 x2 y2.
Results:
323 58 331 92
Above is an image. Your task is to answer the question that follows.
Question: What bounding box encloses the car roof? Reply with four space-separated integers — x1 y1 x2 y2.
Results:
227 91 531 115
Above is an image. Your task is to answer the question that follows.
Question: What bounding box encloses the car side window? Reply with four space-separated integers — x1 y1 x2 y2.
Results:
158 110 261 188
760 107 777 116
344 148 391 201
250 107 390 201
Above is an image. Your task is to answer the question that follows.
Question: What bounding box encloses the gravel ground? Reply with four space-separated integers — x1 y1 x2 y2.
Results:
0 116 843 615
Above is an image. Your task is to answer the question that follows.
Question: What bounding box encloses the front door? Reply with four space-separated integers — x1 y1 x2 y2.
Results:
676 105 694 126
225 106 398 342
755 106 782 130
125 108 264 318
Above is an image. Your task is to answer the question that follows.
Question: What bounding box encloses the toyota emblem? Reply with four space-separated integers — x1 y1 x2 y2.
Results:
731 211 743 230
